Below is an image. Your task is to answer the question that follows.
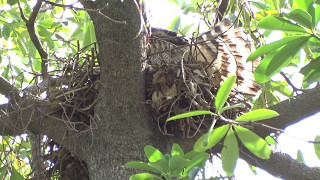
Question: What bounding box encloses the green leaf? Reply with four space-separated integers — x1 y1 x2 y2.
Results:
254 36 310 83
0 166 7 179
144 145 163 163
10 168 24 180
171 143 184 156
285 9 313 30
295 0 315 25
265 136 276 146
247 36 308 61
308 37 320 52
183 152 209 177
219 104 246 113
125 161 162 174
169 155 190 175
234 126 271 159
257 16 307 33
166 0 180 6
2 24 12 40
129 173 163 180
314 135 320 160
149 156 169 174
297 150 305 163
270 80 293 97
167 110 213 122
7 0 18 6
32 58 41 73
221 128 239 177
194 125 229 152
170 16 181 32
236 109 279 122
300 56 320 84
180 24 193 35
315 5 320 27
39 19 55 29
215 75 236 112
265 37 310 75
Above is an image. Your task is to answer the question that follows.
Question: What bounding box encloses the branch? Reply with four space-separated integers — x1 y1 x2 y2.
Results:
242 150 320 179
254 85 320 138
0 76 20 101
18 0 48 78
0 99 81 155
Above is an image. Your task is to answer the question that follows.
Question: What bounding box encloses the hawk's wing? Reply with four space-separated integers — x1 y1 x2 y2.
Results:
147 20 260 96
193 19 260 96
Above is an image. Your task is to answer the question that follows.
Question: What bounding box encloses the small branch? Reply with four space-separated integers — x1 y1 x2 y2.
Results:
280 71 304 93
43 0 126 24
18 0 48 79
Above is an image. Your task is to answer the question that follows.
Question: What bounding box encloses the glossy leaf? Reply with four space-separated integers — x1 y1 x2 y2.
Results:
169 155 190 175
219 103 246 113
254 36 310 83
308 37 320 54
144 145 163 163
148 156 169 174
183 152 209 177
125 161 161 174
315 5 320 27
314 135 320 160
300 56 320 84
194 125 229 152
7 0 18 6
247 36 305 61
297 150 305 163
167 110 213 122
265 136 276 146
270 80 293 97
129 173 162 180
236 109 279 122
32 58 41 73
221 128 239 177
0 166 7 179
295 0 315 25
285 9 313 30
234 126 271 159
10 168 24 180
171 143 184 156
170 15 181 32
257 16 307 33
215 75 236 112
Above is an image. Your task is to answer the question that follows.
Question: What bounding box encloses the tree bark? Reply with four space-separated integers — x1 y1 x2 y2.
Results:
80 1 169 179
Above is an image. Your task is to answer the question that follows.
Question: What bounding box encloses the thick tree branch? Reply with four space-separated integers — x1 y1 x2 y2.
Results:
0 100 81 155
254 85 320 138
244 151 320 180
0 76 20 101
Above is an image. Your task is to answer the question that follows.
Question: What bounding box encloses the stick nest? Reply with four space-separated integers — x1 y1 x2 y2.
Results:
145 50 252 138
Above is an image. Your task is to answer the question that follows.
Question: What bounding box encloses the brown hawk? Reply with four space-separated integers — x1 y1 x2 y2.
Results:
147 18 260 97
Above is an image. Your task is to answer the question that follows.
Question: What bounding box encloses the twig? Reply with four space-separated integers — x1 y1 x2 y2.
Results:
18 0 49 79
43 0 126 25
280 71 304 93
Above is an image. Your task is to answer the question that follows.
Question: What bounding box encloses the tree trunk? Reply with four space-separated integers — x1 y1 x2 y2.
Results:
80 1 169 179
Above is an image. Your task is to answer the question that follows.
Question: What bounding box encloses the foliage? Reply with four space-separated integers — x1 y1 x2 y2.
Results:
0 1 97 179
125 144 209 180
165 76 276 177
